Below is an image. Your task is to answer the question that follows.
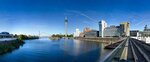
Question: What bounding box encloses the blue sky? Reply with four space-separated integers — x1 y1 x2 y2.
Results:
0 0 150 36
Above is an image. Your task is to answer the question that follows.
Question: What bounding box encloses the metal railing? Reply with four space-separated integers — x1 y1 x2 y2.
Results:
100 37 128 62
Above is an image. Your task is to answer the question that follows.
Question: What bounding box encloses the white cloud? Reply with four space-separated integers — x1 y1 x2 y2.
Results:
65 10 97 23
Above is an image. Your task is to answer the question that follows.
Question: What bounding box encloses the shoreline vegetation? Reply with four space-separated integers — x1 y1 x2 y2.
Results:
15 34 39 40
0 39 24 55
0 34 39 55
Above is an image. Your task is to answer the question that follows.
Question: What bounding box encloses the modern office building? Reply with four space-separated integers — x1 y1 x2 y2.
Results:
130 30 139 37
0 32 13 38
73 28 81 37
84 30 99 38
99 20 107 38
83 27 91 33
64 17 68 37
120 22 130 36
98 20 129 37
79 27 91 37
104 26 121 37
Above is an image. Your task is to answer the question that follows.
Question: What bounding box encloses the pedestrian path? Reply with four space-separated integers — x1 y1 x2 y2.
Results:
0 38 17 41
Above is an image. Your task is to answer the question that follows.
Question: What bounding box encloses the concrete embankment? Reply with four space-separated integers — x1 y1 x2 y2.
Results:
74 37 122 44
104 40 124 49
0 39 24 55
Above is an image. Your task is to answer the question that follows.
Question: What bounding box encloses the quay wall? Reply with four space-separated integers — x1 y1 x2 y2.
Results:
74 37 123 44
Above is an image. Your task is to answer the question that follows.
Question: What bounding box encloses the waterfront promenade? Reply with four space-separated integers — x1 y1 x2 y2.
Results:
0 38 17 42
101 37 150 62
132 37 150 43
74 37 122 43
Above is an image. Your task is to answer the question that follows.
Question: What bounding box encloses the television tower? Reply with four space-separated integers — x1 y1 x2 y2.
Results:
64 17 68 37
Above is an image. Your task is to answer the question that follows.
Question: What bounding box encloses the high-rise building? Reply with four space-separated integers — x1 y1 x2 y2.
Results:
99 20 107 37
64 17 68 37
120 22 130 36
73 28 81 37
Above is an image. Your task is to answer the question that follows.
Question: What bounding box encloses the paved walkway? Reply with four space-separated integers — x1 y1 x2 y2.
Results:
0 38 17 41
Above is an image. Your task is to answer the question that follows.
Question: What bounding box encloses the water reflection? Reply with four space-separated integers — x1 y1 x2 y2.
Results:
99 42 104 60
61 39 101 56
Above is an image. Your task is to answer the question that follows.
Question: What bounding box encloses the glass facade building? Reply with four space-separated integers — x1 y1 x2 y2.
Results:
103 26 121 37
130 30 139 37
84 30 99 38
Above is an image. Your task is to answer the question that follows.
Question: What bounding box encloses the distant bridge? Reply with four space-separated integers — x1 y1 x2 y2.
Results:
101 37 150 62
38 31 51 37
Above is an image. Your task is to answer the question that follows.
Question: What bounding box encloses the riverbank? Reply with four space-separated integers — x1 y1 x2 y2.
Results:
74 37 122 43
0 39 24 55
0 34 39 55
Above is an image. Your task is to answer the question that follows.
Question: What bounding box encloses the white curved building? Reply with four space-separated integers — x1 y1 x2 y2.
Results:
73 28 81 37
99 20 107 38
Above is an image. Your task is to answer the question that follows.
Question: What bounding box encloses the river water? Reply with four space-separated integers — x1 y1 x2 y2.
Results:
0 38 111 62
